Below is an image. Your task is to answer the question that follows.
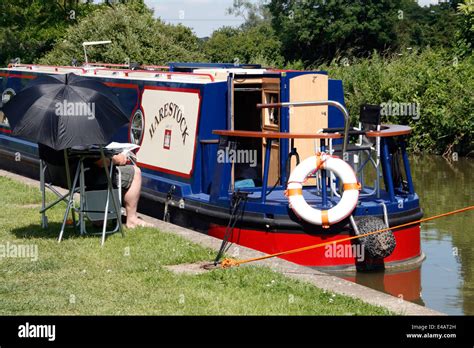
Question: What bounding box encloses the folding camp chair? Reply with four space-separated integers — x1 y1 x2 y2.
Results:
39 145 80 229
39 144 124 245
78 162 123 246
319 104 383 198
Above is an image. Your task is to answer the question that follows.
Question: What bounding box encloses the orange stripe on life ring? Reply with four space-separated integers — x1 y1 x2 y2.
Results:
343 183 361 191
315 153 324 170
321 210 330 229
286 188 303 197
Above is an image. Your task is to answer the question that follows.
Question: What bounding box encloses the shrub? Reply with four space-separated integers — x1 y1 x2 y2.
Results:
321 49 473 156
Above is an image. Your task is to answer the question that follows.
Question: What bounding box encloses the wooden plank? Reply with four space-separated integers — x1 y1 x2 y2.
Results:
261 85 281 184
289 74 329 162
366 125 412 137
234 77 280 85
212 125 410 139
213 130 343 139
289 74 328 185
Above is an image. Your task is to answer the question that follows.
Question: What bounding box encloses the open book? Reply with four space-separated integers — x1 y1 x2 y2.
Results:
105 142 140 164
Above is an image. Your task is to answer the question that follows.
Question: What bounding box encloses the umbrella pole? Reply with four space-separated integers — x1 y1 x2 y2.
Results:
63 149 76 231
100 146 124 240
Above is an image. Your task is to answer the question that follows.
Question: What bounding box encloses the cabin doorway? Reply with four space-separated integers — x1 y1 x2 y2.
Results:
233 87 263 187
231 77 281 190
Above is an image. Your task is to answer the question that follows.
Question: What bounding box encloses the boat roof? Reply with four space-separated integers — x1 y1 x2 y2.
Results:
0 62 280 84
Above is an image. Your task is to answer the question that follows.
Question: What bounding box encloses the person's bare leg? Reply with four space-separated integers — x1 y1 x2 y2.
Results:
123 166 152 228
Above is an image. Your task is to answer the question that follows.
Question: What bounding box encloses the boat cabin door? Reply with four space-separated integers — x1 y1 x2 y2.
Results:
288 73 329 183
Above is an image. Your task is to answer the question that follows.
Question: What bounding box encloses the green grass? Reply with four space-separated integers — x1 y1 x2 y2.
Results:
0 176 391 315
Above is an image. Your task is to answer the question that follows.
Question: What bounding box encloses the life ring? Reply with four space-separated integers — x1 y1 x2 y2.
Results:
286 152 360 228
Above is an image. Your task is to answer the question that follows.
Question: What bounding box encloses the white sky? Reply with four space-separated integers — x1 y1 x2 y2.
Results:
145 0 440 38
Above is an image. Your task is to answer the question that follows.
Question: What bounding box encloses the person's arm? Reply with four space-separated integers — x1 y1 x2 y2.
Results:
95 153 127 167
112 153 128 166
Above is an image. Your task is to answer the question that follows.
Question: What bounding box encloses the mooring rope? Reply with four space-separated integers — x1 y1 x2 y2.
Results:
213 191 248 265
220 205 474 269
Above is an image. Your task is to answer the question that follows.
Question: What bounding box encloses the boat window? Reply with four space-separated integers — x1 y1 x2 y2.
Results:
130 109 144 145
0 88 16 127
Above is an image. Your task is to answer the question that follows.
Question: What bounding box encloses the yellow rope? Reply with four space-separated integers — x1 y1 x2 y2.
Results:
220 205 474 269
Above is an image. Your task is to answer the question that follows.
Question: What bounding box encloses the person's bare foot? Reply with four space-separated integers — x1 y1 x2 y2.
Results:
125 217 154 229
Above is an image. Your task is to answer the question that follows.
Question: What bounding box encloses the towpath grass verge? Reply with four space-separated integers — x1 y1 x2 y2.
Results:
0 176 391 315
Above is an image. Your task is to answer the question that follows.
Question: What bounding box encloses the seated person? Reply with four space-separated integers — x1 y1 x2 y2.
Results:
94 152 153 229
0 111 8 126
39 143 152 229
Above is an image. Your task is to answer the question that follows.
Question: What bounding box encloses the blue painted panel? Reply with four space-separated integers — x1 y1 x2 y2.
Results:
279 73 290 184
328 79 346 146
328 79 346 129
193 81 228 194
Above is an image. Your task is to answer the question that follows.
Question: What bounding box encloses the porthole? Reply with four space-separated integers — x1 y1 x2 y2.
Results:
1 88 16 105
130 109 144 145
0 88 15 126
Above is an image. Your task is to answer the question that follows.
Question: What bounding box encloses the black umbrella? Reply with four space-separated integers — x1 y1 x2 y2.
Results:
1 73 129 241
2 73 129 150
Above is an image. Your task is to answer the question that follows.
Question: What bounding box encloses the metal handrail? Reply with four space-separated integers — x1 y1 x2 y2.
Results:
256 100 350 157
86 62 130 68
7 64 87 73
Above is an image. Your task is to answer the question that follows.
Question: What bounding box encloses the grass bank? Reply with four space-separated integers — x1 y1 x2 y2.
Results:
0 175 390 315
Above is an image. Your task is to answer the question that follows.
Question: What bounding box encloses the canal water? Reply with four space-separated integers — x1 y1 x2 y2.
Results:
342 155 473 315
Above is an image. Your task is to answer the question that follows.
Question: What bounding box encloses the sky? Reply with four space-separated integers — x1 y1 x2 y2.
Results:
145 0 442 38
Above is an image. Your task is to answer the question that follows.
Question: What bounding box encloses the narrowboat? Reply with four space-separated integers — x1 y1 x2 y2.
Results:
0 62 424 271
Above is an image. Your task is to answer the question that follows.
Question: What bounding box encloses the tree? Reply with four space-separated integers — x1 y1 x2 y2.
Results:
226 0 272 28
103 0 152 14
456 0 474 56
0 0 97 65
203 23 284 66
268 0 403 65
396 0 460 50
202 0 283 67
39 4 205 66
